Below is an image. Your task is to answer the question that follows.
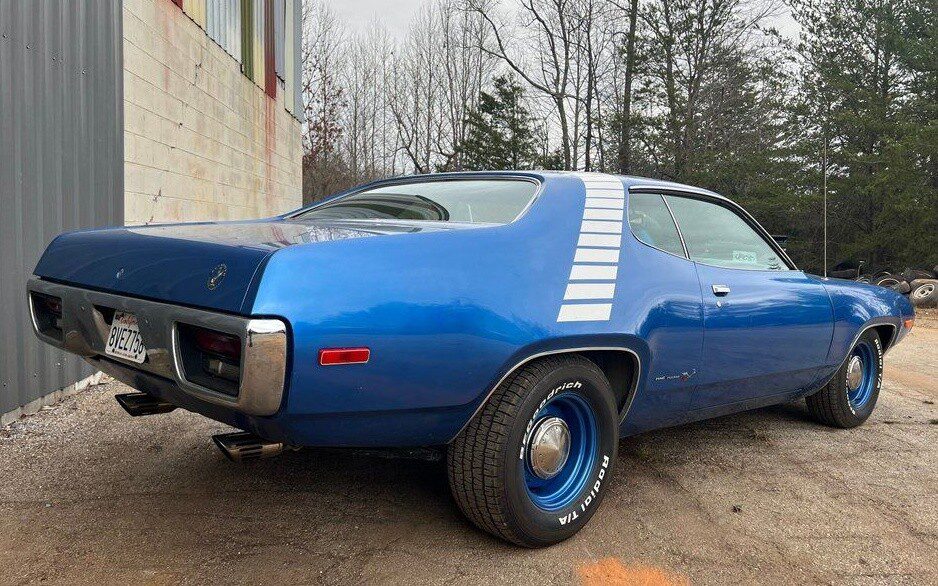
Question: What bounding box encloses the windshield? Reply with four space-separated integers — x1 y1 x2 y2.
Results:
294 179 538 224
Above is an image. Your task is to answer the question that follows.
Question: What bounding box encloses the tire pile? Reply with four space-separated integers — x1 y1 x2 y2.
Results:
830 263 938 308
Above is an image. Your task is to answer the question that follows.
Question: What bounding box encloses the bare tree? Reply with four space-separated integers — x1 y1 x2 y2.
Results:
437 0 496 170
301 0 348 202
468 0 578 170
341 23 401 183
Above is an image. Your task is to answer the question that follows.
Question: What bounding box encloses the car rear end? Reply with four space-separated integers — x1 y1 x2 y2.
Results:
27 278 288 419
25 174 549 446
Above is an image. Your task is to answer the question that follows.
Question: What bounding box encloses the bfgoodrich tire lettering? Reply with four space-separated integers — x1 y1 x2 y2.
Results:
447 354 618 547
806 329 883 428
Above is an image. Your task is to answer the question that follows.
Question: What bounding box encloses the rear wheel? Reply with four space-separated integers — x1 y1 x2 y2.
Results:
447 355 618 547
806 329 883 428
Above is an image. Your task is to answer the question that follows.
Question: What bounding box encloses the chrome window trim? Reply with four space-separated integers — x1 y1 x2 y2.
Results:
660 194 690 258
626 191 691 261
287 174 544 225
26 278 287 416
629 186 798 271
447 346 642 443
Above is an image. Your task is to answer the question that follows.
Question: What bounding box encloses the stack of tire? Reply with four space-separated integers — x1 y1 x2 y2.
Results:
854 266 938 309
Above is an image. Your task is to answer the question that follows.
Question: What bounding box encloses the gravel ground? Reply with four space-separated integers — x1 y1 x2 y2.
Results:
1 314 936 586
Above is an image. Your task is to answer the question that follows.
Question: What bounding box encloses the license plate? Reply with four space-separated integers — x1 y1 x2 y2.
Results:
105 312 147 364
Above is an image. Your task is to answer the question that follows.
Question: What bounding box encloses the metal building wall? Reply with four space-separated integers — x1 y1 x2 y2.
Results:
207 0 243 63
291 0 302 121
0 0 124 419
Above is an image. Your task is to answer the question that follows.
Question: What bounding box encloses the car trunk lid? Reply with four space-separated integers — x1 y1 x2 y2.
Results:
33 219 456 314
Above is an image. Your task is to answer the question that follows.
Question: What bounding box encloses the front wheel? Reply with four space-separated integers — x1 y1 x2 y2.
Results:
447 355 619 547
806 329 883 428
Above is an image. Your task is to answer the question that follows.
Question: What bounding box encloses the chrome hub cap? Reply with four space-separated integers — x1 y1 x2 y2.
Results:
528 416 571 480
846 355 864 392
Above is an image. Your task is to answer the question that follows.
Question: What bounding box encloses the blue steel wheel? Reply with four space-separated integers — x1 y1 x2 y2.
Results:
807 329 883 428
447 354 619 547
845 340 877 411
522 393 599 511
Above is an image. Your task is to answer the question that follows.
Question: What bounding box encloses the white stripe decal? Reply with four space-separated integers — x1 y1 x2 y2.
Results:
581 179 623 187
569 264 618 280
558 173 626 322
581 220 622 234
574 248 620 263
582 188 625 198
583 208 624 221
577 233 621 248
565 283 616 300
557 303 613 322
585 198 624 209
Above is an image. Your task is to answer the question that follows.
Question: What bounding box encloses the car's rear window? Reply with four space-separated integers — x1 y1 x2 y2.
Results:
294 179 538 224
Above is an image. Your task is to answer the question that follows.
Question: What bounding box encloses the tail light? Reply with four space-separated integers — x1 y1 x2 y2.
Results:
31 293 64 339
177 324 242 396
192 328 241 361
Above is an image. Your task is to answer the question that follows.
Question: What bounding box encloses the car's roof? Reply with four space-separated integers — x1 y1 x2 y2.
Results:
379 170 730 203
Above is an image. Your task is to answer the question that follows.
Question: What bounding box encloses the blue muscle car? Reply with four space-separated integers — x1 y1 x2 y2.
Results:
27 172 915 546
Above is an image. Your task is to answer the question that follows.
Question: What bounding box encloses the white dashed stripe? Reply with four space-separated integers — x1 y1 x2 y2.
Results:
583 208 624 221
581 220 622 234
574 248 620 263
569 264 618 280
577 233 621 248
558 173 626 322
582 188 625 198
564 283 616 300
585 198 624 209
557 303 613 322
582 179 623 187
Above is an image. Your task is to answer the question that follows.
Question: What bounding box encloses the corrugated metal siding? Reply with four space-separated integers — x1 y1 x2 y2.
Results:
284 0 295 115
264 0 276 97
183 0 207 30
207 0 242 63
292 0 303 121
0 0 123 417
240 0 253 79
252 0 264 87
273 0 284 81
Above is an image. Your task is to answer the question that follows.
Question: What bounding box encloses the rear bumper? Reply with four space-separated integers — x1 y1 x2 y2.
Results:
27 278 288 416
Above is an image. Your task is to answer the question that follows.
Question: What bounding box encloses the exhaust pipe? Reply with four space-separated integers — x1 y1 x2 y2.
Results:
115 392 177 417
212 431 284 462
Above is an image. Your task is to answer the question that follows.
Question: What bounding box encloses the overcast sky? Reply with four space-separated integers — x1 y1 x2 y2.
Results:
323 0 800 39
324 0 426 38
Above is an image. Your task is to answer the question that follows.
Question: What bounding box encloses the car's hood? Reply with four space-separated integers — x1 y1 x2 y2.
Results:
33 218 459 314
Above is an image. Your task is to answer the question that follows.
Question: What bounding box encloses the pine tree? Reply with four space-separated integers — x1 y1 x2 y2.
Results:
461 76 539 171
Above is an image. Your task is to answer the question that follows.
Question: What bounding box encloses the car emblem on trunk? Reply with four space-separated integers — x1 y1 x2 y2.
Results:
207 264 227 290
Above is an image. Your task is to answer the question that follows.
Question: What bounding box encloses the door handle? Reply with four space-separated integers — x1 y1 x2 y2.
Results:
711 284 731 296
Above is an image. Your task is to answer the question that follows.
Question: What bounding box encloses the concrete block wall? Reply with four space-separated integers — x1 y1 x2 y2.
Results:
123 0 302 225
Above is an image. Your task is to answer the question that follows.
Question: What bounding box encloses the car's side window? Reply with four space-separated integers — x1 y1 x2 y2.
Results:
627 192 686 257
664 195 788 271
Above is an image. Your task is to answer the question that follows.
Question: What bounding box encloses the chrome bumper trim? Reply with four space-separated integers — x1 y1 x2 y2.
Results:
26 278 287 416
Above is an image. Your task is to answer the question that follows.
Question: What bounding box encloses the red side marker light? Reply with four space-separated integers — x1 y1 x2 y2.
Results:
904 318 914 331
319 347 370 366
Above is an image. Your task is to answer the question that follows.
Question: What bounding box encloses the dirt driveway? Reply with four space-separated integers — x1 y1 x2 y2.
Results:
2 313 936 586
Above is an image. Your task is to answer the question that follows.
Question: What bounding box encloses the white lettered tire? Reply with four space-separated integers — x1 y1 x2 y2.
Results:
447 355 618 547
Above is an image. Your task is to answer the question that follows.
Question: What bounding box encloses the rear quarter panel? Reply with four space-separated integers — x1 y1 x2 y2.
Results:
821 278 909 365
245 174 659 446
